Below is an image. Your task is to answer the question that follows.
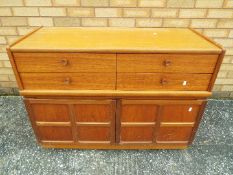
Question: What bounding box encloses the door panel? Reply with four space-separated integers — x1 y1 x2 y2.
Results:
74 104 112 122
121 104 158 122
31 103 70 122
157 127 193 142
161 105 200 123
77 126 110 142
120 127 154 143
37 126 73 141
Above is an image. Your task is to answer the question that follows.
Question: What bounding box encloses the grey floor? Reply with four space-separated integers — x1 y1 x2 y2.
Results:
0 97 232 175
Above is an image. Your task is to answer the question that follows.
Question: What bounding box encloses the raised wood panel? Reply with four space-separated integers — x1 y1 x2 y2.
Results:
74 104 112 122
117 54 218 73
157 127 193 142
77 126 110 142
121 104 158 122
20 73 116 90
161 104 201 123
31 103 70 122
37 126 73 141
117 73 211 91
120 127 154 143
14 53 116 73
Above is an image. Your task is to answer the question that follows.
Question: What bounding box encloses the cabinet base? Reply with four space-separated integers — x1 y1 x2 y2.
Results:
40 142 188 150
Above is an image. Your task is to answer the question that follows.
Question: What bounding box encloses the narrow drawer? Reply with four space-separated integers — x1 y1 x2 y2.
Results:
14 53 116 73
20 72 116 90
117 54 218 73
117 73 211 91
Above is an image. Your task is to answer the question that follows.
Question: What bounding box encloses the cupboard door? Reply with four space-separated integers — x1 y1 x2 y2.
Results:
119 100 158 144
74 100 116 144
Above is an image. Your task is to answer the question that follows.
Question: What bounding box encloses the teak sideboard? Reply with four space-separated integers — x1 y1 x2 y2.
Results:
7 27 224 149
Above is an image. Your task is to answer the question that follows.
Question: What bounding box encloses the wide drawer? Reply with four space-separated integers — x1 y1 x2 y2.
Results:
117 73 211 91
117 54 218 73
14 53 116 73
20 73 116 90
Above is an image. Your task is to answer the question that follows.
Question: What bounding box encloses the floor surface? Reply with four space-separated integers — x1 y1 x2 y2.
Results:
0 97 232 175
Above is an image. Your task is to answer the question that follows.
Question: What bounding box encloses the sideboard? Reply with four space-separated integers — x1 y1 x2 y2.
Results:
7 27 224 149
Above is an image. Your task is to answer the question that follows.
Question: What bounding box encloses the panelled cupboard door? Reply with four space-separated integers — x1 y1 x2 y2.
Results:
118 100 203 144
25 99 116 145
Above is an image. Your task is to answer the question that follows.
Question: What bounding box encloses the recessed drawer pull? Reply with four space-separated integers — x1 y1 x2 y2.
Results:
163 60 172 67
60 59 69 66
160 78 168 85
63 77 71 85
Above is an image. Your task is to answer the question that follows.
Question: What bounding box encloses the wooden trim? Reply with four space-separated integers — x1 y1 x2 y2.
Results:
154 106 162 144
28 98 112 105
20 90 212 98
35 121 71 126
41 140 74 144
68 104 78 142
78 141 111 144
76 122 111 126
156 141 189 144
24 98 41 143
121 122 155 127
120 141 153 144
40 142 188 149
189 28 223 50
110 100 116 144
115 99 121 144
122 100 203 105
208 50 226 91
9 27 42 47
6 48 23 89
10 48 221 54
188 101 207 145
160 122 195 127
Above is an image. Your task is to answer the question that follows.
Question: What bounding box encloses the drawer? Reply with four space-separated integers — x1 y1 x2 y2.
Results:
20 72 116 90
74 100 114 122
37 126 73 141
117 73 211 91
157 126 193 142
117 54 218 73
14 53 116 73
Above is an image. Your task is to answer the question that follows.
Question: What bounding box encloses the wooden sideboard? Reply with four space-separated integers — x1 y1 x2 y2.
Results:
7 27 224 149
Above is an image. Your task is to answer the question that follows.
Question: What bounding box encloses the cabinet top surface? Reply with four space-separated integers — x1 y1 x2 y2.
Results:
11 27 221 53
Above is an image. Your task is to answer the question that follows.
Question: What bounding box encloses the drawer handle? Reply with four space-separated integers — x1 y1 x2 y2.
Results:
60 59 69 66
160 78 168 85
63 77 71 85
163 60 172 67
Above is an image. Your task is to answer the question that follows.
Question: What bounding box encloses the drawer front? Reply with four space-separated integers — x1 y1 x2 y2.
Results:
14 53 116 73
117 73 211 91
157 127 193 142
117 54 218 73
20 73 116 90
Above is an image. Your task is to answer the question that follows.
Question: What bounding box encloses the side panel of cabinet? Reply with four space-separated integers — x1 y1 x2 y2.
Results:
117 100 204 145
24 99 116 145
